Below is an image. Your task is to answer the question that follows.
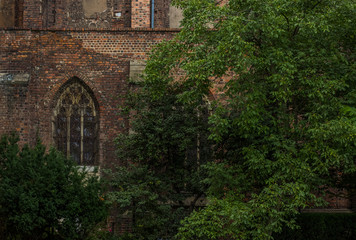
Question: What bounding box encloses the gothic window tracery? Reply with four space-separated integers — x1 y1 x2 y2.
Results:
53 81 98 165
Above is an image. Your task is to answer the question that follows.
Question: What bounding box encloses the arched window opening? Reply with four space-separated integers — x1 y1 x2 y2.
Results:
53 81 98 165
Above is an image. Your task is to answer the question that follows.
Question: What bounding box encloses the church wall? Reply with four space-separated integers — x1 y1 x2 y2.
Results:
153 0 170 28
20 0 178 30
0 29 176 167
23 0 42 29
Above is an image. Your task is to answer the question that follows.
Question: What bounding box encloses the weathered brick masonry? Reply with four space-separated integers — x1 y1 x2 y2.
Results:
0 0 181 169
21 0 172 30
0 29 176 167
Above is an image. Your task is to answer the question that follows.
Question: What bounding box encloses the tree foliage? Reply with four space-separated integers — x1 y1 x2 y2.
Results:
109 66 213 239
0 134 107 240
113 0 355 239
139 0 356 239
165 0 356 239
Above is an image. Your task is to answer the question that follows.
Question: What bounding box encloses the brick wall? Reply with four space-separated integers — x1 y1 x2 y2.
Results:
131 0 150 28
0 29 175 167
70 30 176 59
154 0 170 28
109 0 132 28
2 0 178 30
23 0 42 29
52 0 131 29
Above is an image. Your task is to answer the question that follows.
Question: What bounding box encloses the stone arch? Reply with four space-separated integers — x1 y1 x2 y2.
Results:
53 77 99 165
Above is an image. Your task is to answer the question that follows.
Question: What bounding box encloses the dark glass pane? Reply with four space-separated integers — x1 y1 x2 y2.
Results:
74 86 81 94
69 86 81 98
84 112 95 137
83 138 95 165
85 116 94 123
72 105 80 115
79 94 90 105
86 107 92 116
70 111 81 164
83 127 92 137
83 107 95 165
62 94 72 105
56 110 67 154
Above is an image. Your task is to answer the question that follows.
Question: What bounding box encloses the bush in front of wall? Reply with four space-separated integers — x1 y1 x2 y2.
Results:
0 134 108 240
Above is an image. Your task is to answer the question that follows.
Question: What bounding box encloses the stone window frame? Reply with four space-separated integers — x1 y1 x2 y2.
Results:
52 78 99 166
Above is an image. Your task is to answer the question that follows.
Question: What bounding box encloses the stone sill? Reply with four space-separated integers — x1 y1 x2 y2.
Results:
0 73 30 85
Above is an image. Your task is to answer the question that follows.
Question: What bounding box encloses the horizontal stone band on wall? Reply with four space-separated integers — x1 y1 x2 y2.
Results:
0 73 29 84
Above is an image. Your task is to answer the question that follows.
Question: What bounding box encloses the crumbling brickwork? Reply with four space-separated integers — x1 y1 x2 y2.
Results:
4 0 176 30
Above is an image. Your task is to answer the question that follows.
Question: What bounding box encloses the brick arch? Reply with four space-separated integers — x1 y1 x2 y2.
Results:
49 73 101 112
52 76 100 115
52 76 100 165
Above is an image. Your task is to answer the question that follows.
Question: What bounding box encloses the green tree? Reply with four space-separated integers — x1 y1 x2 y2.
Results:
140 0 356 239
109 62 213 239
0 134 108 240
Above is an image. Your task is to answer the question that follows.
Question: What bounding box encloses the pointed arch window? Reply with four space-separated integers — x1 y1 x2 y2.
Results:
53 81 98 165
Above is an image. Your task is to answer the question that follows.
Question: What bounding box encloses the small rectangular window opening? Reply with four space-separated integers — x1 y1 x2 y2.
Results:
113 11 122 18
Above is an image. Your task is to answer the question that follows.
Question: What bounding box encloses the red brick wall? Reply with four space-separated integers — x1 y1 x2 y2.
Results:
153 0 170 28
23 0 42 29
131 0 151 28
0 29 176 167
69 30 176 59
58 0 132 29
110 0 132 28
6 0 174 30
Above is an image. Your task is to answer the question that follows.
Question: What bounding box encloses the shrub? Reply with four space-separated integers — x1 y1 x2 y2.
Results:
0 134 108 240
